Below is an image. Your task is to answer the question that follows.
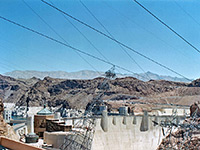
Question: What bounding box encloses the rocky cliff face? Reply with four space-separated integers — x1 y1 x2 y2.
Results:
188 78 200 87
0 98 18 140
0 74 35 103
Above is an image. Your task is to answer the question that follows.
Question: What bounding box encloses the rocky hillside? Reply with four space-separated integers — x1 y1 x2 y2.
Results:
0 75 39 104
0 74 190 109
0 98 18 140
188 78 200 87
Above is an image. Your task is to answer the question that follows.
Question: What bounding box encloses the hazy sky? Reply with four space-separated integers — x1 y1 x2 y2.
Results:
0 0 200 79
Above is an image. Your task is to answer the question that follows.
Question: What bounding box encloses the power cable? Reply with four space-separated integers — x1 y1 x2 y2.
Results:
0 59 40 82
0 15 140 76
133 0 200 54
0 42 61 72
103 1 196 66
40 0 191 81
79 0 150 80
0 63 17 73
0 35 89 72
131 0 197 102
22 0 101 75
0 54 26 71
0 61 31 82
173 0 200 28
49 0 108 62
48 0 122 75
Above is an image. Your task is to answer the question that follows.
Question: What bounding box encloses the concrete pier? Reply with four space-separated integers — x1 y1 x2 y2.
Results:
154 116 158 126
30 116 34 134
133 116 137 125
122 116 127 125
112 117 116 125
27 116 34 134
100 110 108 132
140 111 149 132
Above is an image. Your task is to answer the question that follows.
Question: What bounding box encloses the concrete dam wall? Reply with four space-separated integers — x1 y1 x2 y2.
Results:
92 115 169 150
44 112 184 149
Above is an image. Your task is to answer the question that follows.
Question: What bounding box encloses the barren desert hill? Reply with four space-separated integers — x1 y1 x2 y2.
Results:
0 73 194 109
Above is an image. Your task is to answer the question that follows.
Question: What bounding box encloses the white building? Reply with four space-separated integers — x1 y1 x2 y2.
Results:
3 109 12 123
151 107 190 116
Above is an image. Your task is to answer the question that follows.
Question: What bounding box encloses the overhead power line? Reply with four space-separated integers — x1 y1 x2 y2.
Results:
79 0 150 80
48 0 123 75
133 0 200 54
0 15 140 76
102 1 195 65
47 0 111 75
0 42 61 71
173 0 200 28
40 0 191 81
22 0 100 75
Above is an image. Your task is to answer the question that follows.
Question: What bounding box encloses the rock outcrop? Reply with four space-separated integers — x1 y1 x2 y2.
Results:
188 78 200 87
157 102 200 150
0 98 18 140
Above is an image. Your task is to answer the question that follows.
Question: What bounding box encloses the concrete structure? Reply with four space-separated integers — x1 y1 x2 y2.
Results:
54 112 61 120
26 115 39 143
140 110 149 132
44 131 69 149
65 119 73 126
92 115 165 150
28 107 43 116
63 117 84 126
30 116 34 134
55 106 69 118
13 123 27 139
3 103 15 109
100 110 108 132
3 109 11 123
34 106 54 137
95 105 107 115
151 107 190 116
119 106 128 115
36 105 52 116
34 115 54 137
44 114 183 150
27 116 35 134
12 106 26 118
99 106 107 112
46 119 72 132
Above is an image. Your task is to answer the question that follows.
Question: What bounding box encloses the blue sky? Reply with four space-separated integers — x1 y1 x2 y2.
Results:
0 0 200 79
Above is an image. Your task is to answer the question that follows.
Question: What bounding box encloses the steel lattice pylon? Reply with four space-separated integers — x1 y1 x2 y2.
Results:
156 108 200 150
60 66 116 150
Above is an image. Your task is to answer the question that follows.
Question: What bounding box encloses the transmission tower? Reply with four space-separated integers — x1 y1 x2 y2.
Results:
60 66 116 150
155 108 200 149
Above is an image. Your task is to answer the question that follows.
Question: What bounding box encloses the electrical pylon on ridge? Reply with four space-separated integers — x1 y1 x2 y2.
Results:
60 66 116 150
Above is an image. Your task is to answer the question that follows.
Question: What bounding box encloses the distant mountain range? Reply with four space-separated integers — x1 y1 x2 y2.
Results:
4 70 192 82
